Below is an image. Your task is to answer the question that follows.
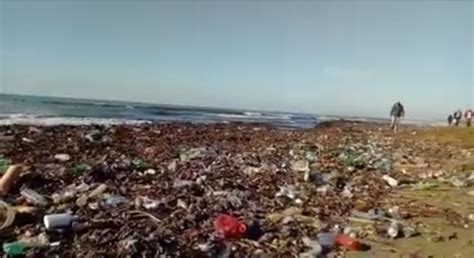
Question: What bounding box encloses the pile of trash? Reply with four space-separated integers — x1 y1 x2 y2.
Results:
0 123 471 256
338 142 392 173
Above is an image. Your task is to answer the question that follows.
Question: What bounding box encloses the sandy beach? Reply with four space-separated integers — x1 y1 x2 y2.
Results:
0 122 472 257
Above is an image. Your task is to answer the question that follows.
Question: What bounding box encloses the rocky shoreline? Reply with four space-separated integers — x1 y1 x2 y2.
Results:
0 122 472 257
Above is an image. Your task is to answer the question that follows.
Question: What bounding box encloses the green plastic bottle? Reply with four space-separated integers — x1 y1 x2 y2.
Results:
3 241 27 256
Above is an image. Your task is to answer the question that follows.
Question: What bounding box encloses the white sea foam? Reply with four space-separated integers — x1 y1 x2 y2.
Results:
214 113 296 122
0 115 146 126
0 113 41 119
214 113 251 119
243 112 262 117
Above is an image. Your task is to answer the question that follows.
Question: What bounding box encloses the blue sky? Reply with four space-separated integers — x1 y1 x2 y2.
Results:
1 1 472 119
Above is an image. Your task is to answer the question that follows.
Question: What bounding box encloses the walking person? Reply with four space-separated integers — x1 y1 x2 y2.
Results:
453 109 462 127
390 101 405 133
447 114 453 126
465 109 473 127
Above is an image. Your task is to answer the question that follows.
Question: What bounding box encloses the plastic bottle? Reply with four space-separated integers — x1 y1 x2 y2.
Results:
213 214 247 239
21 188 48 206
3 235 59 255
3 241 26 256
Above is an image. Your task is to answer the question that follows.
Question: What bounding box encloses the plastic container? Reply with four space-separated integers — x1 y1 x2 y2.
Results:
213 214 247 239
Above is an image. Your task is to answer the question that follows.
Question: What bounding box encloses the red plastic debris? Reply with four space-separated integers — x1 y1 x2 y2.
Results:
213 214 247 239
335 234 362 251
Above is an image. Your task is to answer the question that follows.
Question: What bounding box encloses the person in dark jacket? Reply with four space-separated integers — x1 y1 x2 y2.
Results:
453 109 462 126
390 101 405 132
447 114 453 126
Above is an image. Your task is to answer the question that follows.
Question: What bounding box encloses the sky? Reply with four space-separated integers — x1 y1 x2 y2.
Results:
0 1 473 120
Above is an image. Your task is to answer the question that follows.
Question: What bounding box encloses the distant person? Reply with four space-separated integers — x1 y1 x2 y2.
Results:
465 109 473 127
390 101 405 132
453 109 462 126
447 114 453 126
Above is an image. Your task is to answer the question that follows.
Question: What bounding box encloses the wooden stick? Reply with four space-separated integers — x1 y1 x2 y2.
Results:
129 210 162 224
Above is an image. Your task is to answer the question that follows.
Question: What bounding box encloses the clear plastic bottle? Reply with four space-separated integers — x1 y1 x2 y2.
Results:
21 188 48 206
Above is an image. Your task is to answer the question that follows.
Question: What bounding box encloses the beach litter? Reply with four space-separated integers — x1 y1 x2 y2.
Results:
0 155 11 174
0 200 15 230
3 233 60 256
0 122 469 256
382 174 399 187
20 188 48 206
0 165 26 196
54 154 71 162
71 163 88 176
43 213 78 230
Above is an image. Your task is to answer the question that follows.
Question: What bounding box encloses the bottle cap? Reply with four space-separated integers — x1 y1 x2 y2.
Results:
238 223 247 234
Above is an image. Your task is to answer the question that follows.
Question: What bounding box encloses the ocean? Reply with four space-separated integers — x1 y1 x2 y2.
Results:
0 94 321 129
0 94 441 128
